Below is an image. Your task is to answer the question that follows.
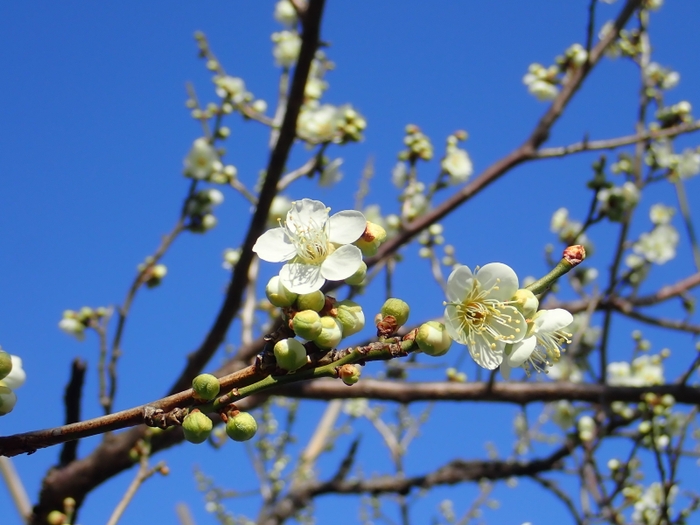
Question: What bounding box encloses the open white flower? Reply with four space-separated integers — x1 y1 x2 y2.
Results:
253 199 366 294
183 138 221 180
444 263 526 370
500 308 573 379
441 145 473 183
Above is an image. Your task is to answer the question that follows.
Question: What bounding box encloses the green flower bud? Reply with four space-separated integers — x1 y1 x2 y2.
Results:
313 316 343 349
296 290 326 312
364 221 387 244
334 300 365 337
273 338 308 372
354 237 380 257
265 275 298 308
47 511 67 525
182 410 213 444
0 351 12 381
292 310 323 340
416 321 452 356
380 298 410 327
226 412 258 442
0 386 17 416
339 364 362 386
192 373 220 401
344 261 367 286
512 289 539 319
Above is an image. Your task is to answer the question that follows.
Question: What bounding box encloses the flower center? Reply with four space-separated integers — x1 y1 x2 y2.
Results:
281 216 330 265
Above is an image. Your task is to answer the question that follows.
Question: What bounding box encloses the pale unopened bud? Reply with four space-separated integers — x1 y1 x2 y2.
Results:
512 289 539 319
265 275 298 307
313 316 343 349
345 261 367 286
292 310 323 340
416 321 452 356
192 374 220 401
380 298 410 327
0 351 11 381
182 410 213 444
0 386 17 415
296 290 325 312
334 300 365 337
226 411 258 442
339 364 362 385
273 338 307 372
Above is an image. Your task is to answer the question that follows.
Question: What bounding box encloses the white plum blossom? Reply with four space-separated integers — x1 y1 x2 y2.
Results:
272 30 301 68
183 138 221 180
297 104 339 143
500 309 573 379
649 203 675 225
59 317 86 341
214 76 247 103
253 199 366 294
274 0 297 26
444 264 526 370
607 355 664 386
523 63 559 101
441 145 473 183
633 224 679 264
676 148 700 179
632 482 678 524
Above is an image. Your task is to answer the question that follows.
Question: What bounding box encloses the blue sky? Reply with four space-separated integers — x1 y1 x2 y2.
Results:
2 2 700 524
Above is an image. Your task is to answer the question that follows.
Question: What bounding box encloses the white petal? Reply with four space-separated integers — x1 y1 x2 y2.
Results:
445 265 474 302
476 263 519 301
279 262 325 294
500 360 513 380
506 337 537 367
3 356 25 390
253 228 296 262
489 305 527 343
328 210 367 244
320 244 362 281
533 309 573 333
288 199 328 232
469 339 503 370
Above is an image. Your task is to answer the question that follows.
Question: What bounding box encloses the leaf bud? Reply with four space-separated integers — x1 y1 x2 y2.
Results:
265 275 298 308
226 411 258 442
182 410 213 444
273 338 308 372
313 316 344 349
192 373 220 401
295 290 325 312
416 321 452 356
292 310 323 340
339 364 362 385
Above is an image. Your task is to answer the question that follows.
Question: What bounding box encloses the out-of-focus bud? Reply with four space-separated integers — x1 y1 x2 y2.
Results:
273 338 308 372
192 374 221 401
265 275 298 308
416 321 452 357
292 310 323 340
226 411 258 442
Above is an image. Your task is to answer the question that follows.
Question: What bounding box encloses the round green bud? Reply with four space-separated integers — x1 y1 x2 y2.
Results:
416 321 452 356
0 386 17 416
265 275 298 308
292 310 323 340
344 261 367 286
512 289 539 319
364 221 387 244
0 351 12 381
295 290 325 312
192 373 220 401
354 237 380 257
47 511 67 525
226 412 258 442
313 316 344 349
339 364 362 386
334 300 365 337
273 338 308 372
380 298 410 327
182 410 213 444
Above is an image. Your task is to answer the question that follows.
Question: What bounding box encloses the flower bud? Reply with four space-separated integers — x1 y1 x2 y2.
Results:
313 316 344 349
380 298 410 327
512 289 539 319
1 356 25 390
0 386 17 415
416 321 452 356
192 373 220 401
182 410 213 444
47 511 67 525
339 364 361 385
265 275 298 308
334 300 365 337
344 261 367 286
292 310 323 340
0 351 12 381
273 338 308 372
226 411 258 442
295 290 325 312
354 237 380 257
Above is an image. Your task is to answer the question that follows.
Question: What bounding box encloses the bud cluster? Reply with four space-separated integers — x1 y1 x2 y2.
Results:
58 306 109 341
0 348 25 416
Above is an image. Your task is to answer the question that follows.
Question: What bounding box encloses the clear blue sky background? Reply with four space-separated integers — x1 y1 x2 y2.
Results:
2 2 700 524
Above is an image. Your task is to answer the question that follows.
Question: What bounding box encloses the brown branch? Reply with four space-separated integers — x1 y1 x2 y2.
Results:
59 359 87 467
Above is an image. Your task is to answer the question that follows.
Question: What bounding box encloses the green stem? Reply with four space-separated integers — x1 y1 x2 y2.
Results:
526 257 578 296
